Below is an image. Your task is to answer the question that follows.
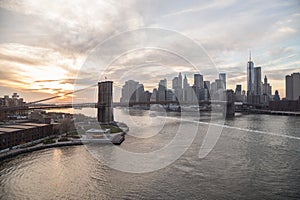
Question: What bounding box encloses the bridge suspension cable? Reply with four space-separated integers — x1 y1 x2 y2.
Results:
27 81 122 105
26 84 98 105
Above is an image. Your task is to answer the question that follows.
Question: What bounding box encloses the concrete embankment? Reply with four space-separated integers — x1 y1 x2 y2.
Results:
0 141 83 161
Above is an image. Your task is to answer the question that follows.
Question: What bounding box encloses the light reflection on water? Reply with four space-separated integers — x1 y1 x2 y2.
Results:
0 108 300 199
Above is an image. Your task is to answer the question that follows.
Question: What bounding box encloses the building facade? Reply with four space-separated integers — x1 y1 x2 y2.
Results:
286 73 300 100
247 53 254 96
0 123 53 150
254 67 262 96
219 73 226 90
194 74 204 89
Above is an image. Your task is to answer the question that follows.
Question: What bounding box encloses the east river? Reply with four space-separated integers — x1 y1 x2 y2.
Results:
0 108 300 199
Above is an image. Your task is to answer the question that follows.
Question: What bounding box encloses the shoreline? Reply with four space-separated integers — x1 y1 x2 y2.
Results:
0 140 83 161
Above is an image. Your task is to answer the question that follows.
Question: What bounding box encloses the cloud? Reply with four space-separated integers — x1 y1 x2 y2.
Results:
0 0 144 53
0 0 299 101
163 0 236 17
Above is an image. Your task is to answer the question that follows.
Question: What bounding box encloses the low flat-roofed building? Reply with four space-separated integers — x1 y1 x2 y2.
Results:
0 127 22 132
21 123 50 127
0 123 53 150
3 125 36 129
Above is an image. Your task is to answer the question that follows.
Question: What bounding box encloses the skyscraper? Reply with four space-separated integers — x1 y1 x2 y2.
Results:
194 74 203 88
183 74 189 89
286 75 293 100
159 78 167 88
286 73 300 100
247 52 254 95
120 80 146 103
178 72 182 89
219 73 226 90
172 77 179 90
274 90 280 101
120 80 139 103
172 73 183 101
262 75 272 96
261 75 272 105
158 78 167 101
235 85 242 95
183 74 192 102
172 72 183 90
204 81 210 90
215 79 223 90
254 67 262 95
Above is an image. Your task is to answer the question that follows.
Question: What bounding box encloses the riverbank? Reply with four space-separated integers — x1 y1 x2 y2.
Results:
0 140 83 161
237 109 300 116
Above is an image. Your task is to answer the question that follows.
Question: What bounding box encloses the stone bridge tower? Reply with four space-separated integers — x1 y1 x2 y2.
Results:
224 89 235 118
97 81 114 124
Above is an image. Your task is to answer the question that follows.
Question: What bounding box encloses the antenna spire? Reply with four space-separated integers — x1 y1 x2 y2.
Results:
249 51 252 61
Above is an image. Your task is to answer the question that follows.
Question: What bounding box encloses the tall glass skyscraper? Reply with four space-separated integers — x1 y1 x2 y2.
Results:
194 74 203 88
178 72 182 89
286 73 300 100
219 73 226 90
254 66 262 95
247 52 254 95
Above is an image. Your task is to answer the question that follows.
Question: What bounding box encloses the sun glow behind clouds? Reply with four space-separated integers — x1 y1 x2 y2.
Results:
0 43 83 101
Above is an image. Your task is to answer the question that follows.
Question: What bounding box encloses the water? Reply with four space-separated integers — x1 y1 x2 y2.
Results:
1 108 300 199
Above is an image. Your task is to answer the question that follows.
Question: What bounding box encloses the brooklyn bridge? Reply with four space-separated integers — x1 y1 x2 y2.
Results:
1 81 297 123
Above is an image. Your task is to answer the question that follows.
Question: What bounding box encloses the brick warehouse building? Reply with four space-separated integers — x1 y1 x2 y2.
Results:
0 123 53 150
269 97 300 111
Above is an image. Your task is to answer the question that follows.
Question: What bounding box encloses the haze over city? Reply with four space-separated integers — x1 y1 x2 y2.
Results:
1 0 300 103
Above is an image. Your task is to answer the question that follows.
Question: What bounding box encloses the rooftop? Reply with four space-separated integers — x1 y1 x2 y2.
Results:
0 127 22 133
0 122 51 134
2 125 36 129
20 123 50 127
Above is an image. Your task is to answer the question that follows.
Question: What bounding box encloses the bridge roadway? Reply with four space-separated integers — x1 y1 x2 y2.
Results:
0 101 230 112
2 102 297 116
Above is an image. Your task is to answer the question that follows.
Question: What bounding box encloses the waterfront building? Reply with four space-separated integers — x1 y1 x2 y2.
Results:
172 77 179 90
235 84 246 102
0 93 28 120
286 73 300 100
136 84 146 102
183 74 189 89
0 123 53 150
209 78 225 100
235 85 242 95
158 79 167 101
120 80 146 103
247 52 254 96
194 74 204 89
210 82 217 96
269 98 300 111
150 88 157 102
261 75 272 105
273 90 280 101
172 73 183 101
178 72 183 89
254 67 262 96
183 74 190 102
120 80 139 103
166 89 176 101
204 81 211 100
262 75 272 96
219 73 226 90
215 79 224 90
204 81 210 90
145 91 152 103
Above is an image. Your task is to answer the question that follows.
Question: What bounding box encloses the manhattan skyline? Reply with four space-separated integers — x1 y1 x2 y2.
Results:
1 0 300 102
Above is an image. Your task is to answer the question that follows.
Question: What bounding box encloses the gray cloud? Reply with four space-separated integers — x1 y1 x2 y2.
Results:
0 0 299 100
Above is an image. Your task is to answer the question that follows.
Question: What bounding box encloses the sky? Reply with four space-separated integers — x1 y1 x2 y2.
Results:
0 0 299 102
